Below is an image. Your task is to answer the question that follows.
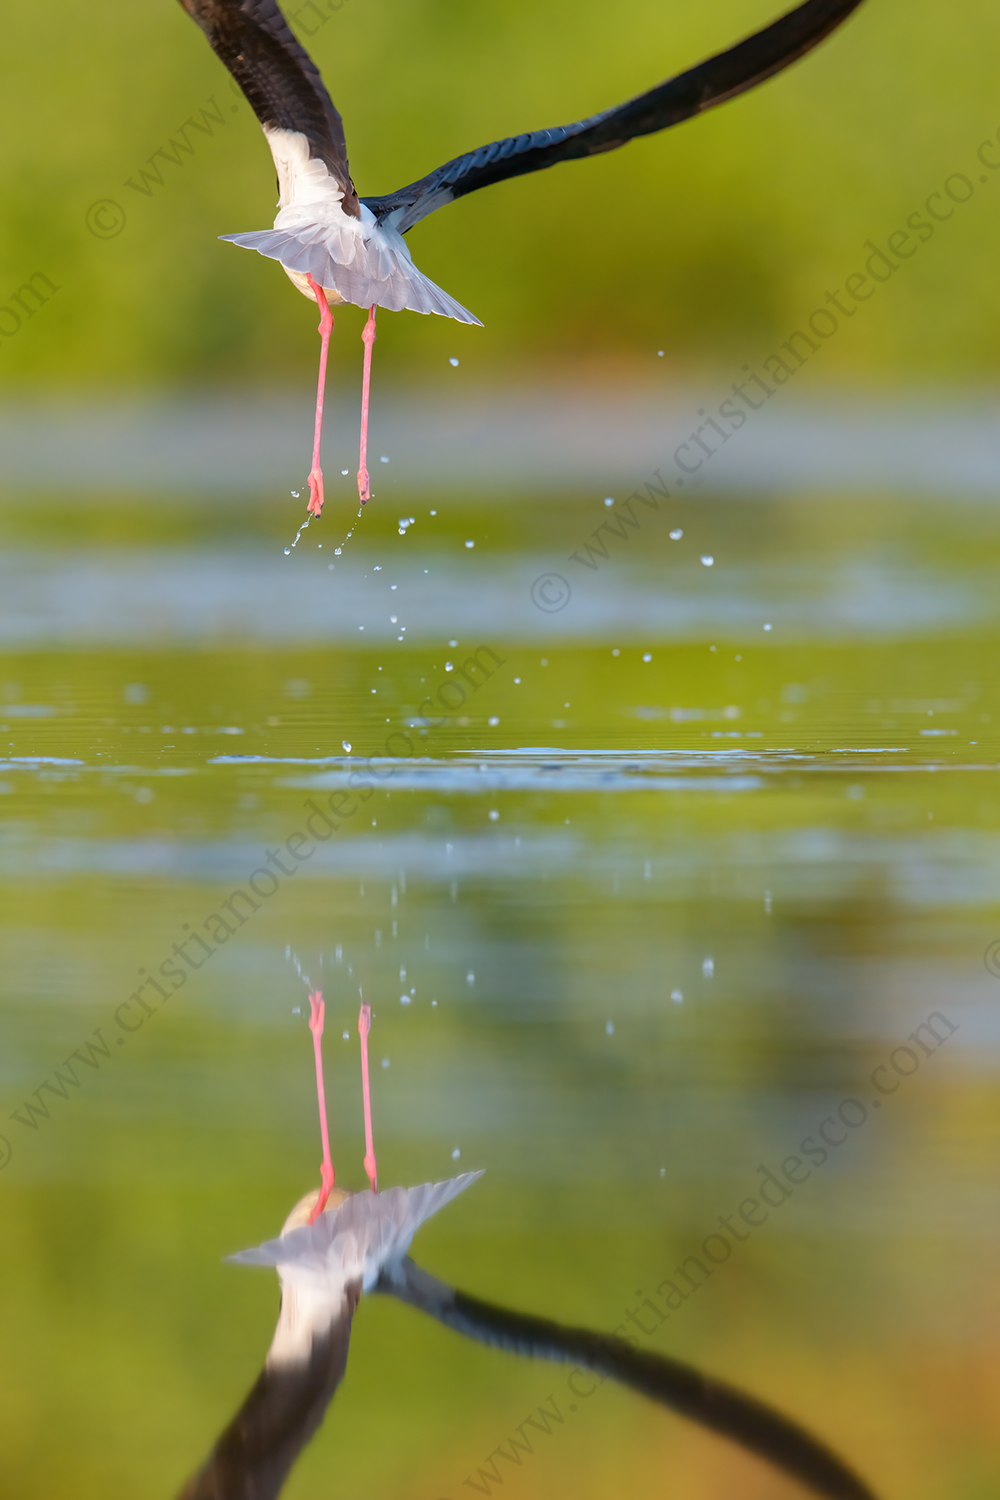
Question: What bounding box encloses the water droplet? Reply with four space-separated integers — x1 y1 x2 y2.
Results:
400 994 411 1005
465 540 474 548
605 1020 615 1035
701 555 714 567
671 989 683 1003
466 971 475 984
380 456 389 463
604 497 614 507
449 357 459 367
642 652 652 663
284 547 291 555
290 489 300 497
451 1146 461 1158
381 1057 390 1068
763 622 773 631
488 716 499 726
342 740 351 753
342 469 349 475
342 1030 350 1040
702 958 714 977
669 528 683 540
489 809 499 821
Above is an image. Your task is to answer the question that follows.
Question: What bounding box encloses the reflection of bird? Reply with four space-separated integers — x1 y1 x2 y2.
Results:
177 994 878 1500
177 1179 878 1500
177 1175 482 1500
177 0 865 514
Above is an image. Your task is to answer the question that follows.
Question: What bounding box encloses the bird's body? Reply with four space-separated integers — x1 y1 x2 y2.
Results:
227 125 480 321
176 0 866 512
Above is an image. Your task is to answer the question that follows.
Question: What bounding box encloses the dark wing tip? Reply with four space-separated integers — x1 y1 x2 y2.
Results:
364 0 865 232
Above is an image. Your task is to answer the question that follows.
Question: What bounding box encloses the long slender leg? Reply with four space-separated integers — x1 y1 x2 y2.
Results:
307 990 335 1224
357 304 377 504
306 275 334 518
358 1000 378 1192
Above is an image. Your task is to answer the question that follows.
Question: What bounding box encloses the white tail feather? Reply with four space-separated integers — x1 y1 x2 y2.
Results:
221 220 481 324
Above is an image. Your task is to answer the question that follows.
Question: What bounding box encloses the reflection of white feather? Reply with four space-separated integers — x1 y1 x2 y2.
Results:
229 1173 482 1366
220 127 481 324
229 1172 481 1282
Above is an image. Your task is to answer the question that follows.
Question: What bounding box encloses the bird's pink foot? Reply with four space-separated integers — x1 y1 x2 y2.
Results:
358 1000 378 1192
305 275 334 518
306 468 324 517
307 989 336 1223
357 304 377 505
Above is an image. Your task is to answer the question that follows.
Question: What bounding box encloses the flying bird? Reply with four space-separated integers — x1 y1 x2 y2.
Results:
176 991 879 1500
177 0 865 516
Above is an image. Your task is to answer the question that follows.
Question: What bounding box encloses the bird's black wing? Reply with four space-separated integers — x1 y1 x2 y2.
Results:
377 1259 878 1500
177 0 359 214
362 0 864 233
177 1282 361 1500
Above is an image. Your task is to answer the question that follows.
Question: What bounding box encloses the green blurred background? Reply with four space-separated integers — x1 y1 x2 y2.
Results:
2 0 1000 388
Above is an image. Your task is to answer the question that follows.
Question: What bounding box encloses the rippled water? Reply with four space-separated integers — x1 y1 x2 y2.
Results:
1 475 998 1499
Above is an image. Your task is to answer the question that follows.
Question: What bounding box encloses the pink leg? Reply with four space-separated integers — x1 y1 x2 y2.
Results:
306 275 334 518
357 304 377 505
358 1001 378 1192
307 990 336 1224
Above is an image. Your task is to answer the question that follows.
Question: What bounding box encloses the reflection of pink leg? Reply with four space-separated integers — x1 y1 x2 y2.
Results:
358 1001 378 1192
307 990 335 1224
357 304 377 505
305 275 334 518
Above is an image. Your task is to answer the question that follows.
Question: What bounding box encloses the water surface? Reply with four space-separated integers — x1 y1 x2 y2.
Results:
1 474 998 1500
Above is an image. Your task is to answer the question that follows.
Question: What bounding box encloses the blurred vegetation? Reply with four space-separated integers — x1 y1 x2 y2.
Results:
2 0 1000 388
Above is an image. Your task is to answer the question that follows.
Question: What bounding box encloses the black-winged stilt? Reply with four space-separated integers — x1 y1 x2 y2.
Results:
178 0 864 517
177 991 877 1500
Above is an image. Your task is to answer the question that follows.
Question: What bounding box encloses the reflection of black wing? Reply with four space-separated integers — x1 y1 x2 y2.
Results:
378 1260 878 1500
363 0 864 233
177 1283 361 1500
176 0 359 213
